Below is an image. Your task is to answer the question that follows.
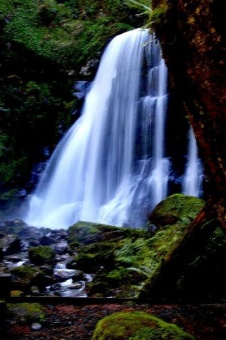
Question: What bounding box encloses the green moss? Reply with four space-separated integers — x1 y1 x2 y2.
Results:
1 0 135 70
68 221 102 245
11 265 38 284
92 311 195 340
68 199 204 298
75 241 116 271
106 267 129 281
7 302 45 323
28 245 55 265
149 194 205 227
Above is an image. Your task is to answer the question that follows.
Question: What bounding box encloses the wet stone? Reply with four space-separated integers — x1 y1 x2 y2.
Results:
31 322 42 331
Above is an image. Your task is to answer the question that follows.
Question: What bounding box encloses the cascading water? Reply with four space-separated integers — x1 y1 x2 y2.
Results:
182 128 203 197
25 28 201 229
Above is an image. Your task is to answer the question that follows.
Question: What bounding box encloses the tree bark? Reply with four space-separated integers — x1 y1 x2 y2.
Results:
151 0 226 229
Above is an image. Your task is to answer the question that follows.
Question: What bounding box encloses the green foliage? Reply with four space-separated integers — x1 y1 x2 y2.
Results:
126 0 168 29
28 245 55 265
1 0 135 69
92 311 195 340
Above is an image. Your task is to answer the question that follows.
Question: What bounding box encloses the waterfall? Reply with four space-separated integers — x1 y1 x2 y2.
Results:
25 28 201 229
183 128 203 197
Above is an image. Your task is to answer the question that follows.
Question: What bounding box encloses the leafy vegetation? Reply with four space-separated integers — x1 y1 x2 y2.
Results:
127 0 168 28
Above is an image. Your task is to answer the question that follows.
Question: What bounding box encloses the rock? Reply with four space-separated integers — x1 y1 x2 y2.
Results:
91 311 194 340
148 193 205 227
49 229 68 241
73 80 91 99
67 196 206 299
1 219 27 236
10 265 39 292
28 246 55 265
18 226 42 239
139 194 226 303
7 303 45 324
39 235 56 246
4 255 22 263
31 272 55 291
79 58 99 77
0 234 21 255
53 240 68 254
31 322 42 331
54 268 78 280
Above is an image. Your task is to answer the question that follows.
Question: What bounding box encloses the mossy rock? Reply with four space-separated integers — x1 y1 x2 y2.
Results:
75 240 118 271
1 219 27 236
28 245 55 265
11 265 38 285
10 265 39 292
140 196 226 302
68 196 205 298
149 194 205 227
68 221 103 246
7 302 45 324
92 311 195 340
68 221 138 248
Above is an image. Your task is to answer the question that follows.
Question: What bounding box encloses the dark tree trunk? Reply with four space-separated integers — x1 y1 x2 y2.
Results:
152 0 226 229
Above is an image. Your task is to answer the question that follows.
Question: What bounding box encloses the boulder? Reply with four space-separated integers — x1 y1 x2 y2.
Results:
140 194 226 302
0 234 21 255
91 311 194 340
28 246 55 265
67 197 204 299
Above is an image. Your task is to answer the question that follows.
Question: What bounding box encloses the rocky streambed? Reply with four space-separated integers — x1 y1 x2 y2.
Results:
0 219 94 298
1 193 226 302
1 194 226 339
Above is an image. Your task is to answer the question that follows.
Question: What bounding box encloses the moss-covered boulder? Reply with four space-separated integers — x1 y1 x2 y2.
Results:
7 302 45 324
92 311 194 340
28 245 55 265
140 195 226 302
148 193 205 227
10 264 54 294
10 265 39 292
68 221 103 246
67 195 204 298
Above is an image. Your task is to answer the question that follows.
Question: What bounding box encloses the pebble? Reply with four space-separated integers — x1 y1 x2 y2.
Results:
31 322 42 331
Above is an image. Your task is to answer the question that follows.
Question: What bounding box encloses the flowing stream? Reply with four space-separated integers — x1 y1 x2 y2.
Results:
25 28 202 229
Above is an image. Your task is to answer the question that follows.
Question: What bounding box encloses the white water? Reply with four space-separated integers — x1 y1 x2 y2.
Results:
183 128 203 197
25 28 201 229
